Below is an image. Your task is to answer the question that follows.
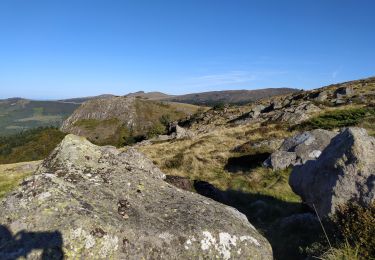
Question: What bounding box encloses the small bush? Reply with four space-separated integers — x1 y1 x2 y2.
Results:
212 102 226 111
322 242 360 260
164 152 184 169
159 114 172 127
333 202 375 259
146 122 166 138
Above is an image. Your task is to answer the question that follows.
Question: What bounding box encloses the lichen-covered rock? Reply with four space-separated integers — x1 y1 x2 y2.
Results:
278 102 321 124
263 151 296 171
0 134 272 259
290 127 375 217
264 129 337 170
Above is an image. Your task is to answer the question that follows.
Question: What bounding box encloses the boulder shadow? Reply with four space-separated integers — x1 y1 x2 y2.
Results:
193 180 325 260
224 152 270 173
0 225 63 260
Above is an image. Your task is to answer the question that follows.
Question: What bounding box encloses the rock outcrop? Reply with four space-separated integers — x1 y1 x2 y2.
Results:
0 135 272 259
264 129 337 170
290 127 375 216
60 97 199 145
168 122 195 140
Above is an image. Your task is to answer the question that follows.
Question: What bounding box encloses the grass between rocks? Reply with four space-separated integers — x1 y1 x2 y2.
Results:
0 161 40 198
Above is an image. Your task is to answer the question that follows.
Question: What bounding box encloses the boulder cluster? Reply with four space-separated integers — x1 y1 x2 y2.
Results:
264 127 375 217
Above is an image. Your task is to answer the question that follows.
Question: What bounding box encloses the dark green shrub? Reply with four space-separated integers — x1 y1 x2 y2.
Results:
146 122 166 138
212 102 226 111
165 152 184 169
159 114 172 127
294 107 375 131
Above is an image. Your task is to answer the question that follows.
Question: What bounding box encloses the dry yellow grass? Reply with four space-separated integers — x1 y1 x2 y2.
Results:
0 161 40 198
139 121 298 200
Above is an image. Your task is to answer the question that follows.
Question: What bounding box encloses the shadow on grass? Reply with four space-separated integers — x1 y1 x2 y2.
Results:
224 153 271 173
0 225 63 260
194 180 328 260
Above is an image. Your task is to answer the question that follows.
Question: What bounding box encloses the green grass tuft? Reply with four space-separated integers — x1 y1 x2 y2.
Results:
295 107 375 131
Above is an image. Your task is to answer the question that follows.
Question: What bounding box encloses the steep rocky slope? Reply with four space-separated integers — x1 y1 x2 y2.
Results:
0 135 272 259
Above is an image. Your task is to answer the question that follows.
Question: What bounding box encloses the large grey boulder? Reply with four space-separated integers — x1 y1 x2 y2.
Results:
264 129 337 170
0 135 272 260
290 127 375 217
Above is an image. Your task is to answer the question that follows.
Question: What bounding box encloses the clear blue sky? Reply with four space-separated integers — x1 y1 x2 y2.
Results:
0 0 374 99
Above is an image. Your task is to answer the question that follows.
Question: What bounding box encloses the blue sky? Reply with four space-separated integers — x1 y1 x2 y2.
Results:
0 0 374 99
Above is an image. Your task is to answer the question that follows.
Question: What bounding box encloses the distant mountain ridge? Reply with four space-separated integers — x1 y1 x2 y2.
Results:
125 91 173 100
58 94 116 104
162 88 299 105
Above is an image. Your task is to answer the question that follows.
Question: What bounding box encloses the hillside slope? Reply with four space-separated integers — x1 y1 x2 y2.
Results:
61 96 202 146
0 98 79 136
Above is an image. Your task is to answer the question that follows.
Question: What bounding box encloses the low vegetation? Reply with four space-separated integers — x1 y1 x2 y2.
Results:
332 202 375 259
0 161 39 198
0 127 66 164
295 106 375 133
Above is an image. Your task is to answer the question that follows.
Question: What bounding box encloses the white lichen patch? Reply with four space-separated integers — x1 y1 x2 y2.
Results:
218 232 238 259
99 234 119 258
309 150 322 158
240 235 261 247
200 231 238 260
201 231 216 251
37 191 52 201
183 231 262 260
159 232 174 243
